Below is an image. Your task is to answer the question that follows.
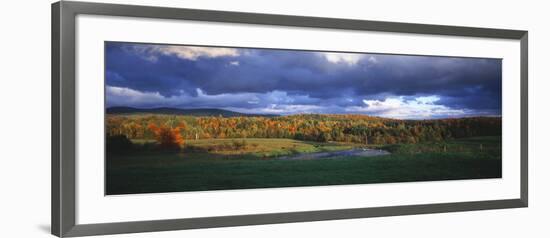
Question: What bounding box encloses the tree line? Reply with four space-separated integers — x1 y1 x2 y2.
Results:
106 114 501 146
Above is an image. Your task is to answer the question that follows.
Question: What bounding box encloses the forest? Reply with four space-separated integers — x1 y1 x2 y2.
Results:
106 112 501 149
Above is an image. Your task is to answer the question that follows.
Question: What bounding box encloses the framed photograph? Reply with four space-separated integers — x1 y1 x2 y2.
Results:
52 1 528 237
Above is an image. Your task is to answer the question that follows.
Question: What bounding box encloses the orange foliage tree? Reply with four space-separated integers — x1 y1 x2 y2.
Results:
147 123 185 150
107 114 501 145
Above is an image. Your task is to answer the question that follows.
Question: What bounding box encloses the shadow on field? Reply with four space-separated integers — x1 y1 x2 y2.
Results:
105 136 502 195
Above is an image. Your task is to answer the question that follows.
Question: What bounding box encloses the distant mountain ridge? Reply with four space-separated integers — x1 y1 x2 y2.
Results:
106 106 278 117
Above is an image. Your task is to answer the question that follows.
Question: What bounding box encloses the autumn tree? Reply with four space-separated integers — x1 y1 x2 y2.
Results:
148 123 185 150
107 114 502 146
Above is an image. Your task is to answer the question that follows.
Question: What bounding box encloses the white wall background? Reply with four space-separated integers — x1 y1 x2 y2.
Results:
0 0 546 237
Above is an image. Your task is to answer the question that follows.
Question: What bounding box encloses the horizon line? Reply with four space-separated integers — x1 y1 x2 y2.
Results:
106 106 502 120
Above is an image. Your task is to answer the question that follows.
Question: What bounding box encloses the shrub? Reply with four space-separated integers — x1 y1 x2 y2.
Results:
231 139 247 150
106 134 134 154
148 123 185 151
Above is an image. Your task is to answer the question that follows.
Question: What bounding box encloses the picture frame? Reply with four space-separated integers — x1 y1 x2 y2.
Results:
52 1 528 237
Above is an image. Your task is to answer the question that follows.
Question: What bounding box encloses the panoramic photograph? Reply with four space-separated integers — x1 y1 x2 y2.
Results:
105 42 502 195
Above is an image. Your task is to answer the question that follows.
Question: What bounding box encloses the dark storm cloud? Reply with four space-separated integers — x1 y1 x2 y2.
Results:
349 54 502 110
105 42 502 118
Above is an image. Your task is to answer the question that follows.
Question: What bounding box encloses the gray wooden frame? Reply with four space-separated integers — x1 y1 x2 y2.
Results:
52 1 528 237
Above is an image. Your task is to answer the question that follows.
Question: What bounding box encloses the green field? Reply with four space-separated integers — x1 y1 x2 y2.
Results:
106 136 501 195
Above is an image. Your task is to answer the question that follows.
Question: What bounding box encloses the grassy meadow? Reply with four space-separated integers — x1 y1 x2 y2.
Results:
106 132 501 194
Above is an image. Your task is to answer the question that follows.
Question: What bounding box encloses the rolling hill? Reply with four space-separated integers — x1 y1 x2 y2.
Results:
106 106 278 117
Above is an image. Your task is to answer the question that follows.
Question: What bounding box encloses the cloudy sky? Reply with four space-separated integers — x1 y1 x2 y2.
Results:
105 42 502 119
